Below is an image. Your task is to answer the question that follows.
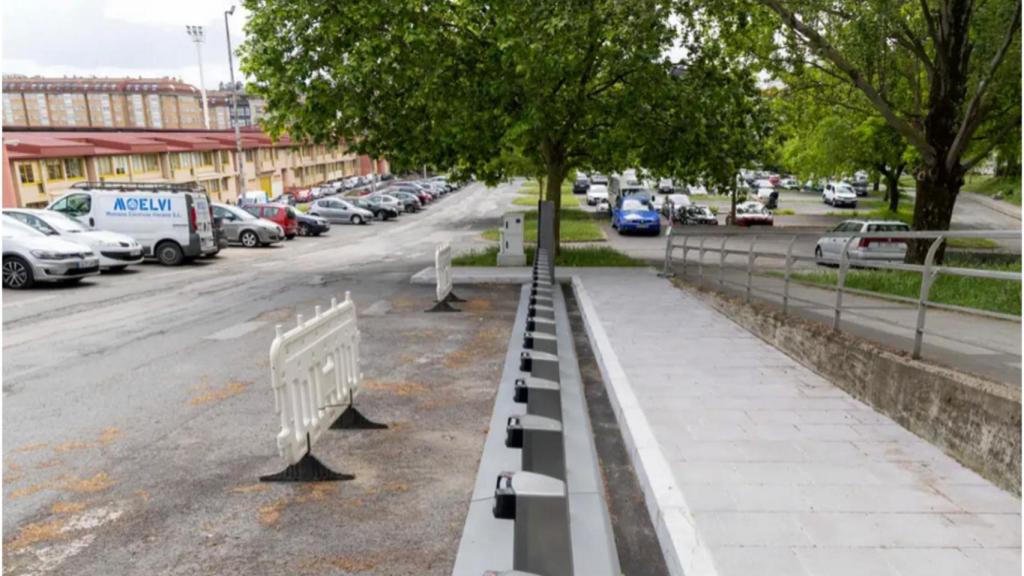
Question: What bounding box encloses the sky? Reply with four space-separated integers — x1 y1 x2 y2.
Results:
2 0 251 90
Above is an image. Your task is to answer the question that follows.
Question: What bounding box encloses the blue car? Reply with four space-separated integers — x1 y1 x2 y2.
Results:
612 196 661 235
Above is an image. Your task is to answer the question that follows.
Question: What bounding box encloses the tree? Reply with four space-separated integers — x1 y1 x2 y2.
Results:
240 0 768 247
701 0 1022 259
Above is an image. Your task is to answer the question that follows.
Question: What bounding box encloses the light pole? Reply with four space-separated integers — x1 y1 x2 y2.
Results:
185 25 210 129
224 6 245 198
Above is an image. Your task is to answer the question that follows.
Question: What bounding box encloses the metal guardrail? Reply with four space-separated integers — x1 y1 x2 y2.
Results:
661 226 1021 359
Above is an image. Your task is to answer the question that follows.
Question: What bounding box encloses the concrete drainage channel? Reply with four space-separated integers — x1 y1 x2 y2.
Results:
452 247 619 576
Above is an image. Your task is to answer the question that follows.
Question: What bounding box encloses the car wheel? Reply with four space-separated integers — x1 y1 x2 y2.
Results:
286 234 296 240
298 223 310 237
815 246 824 263
2 256 34 289
156 241 184 266
240 231 259 248
352 215 365 225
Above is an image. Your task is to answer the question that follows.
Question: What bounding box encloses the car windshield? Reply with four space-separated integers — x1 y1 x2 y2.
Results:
688 206 712 217
867 223 910 232
738 204 767 214
227 205 258 220
38 211 88 232
622 199 650 211
2 216 44 238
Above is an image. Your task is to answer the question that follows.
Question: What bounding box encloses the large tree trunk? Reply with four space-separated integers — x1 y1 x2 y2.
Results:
908 164 961 262
879 164 905 213
540 141 568 254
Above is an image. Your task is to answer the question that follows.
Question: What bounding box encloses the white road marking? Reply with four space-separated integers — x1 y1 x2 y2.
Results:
204 321 267 341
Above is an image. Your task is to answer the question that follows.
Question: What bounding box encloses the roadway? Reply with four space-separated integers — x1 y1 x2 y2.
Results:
2 181 522 575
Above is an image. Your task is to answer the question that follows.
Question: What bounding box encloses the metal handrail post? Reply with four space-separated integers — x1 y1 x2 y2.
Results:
660 225 675 278
833 237 857 330
912 236 945 359
718 236 728 288
783 236 796 314
681 234 689 276
746 235 758 303
698 237 707 286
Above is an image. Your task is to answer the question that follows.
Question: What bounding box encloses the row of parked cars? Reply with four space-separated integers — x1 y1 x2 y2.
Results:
2 176 463 289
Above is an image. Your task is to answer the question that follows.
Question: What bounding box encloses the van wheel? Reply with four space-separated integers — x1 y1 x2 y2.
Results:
156 241 184 266
2 256 34 289
351 215 364 225
240 231 259 248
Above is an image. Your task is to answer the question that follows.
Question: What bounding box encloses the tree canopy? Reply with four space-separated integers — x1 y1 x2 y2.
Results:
240 0 770 244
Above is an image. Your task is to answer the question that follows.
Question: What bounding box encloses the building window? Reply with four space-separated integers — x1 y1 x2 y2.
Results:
17 163 35 184
35 94 50 126
198 151 215 167
63 158 85 179
147 94 163 128
3 94 15 125
45 159 64 180
131 154 160 173
130 94 145 126
244 150 255 162
100 95 113 127
63 94 77 126
97 156 129 176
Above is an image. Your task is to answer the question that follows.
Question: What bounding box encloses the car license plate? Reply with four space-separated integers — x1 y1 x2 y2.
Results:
130 250 141 257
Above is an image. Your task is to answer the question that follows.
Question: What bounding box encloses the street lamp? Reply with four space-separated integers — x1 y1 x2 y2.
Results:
185 25 211 129
224 6 245 198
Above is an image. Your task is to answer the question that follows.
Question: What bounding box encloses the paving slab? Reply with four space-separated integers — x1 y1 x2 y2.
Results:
570 267 1021 576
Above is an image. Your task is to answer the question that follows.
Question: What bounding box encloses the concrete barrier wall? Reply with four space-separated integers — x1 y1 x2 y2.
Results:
687 283 1022 495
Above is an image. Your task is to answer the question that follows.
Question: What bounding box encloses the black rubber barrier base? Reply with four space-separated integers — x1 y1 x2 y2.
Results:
259 451 354 482
426 299 461 312
330 405 388 430
446 291 466 303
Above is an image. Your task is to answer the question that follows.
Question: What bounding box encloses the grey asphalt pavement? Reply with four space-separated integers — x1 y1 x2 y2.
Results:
2 181 524 575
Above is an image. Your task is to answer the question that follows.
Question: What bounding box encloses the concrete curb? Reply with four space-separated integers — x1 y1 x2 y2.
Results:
963 191 1022 221
570 276 718 576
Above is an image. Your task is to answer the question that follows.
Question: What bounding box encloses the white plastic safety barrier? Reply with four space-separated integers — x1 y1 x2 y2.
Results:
270 292 361 465
436 242 453 303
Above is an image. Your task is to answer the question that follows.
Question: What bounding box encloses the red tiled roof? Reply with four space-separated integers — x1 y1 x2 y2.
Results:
1 130 301 160
2 76 201 96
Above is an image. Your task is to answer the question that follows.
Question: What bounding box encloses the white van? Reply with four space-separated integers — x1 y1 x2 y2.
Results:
240 190 269 206
47 182 216 266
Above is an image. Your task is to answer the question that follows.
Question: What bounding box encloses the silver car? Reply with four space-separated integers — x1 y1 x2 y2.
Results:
212 203 284 247
2 215 100 288
308 198 374 225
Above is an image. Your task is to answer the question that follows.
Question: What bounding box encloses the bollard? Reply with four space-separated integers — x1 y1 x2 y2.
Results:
519 350 559 381
527 303 555 321
492 472 573 575
505 415 565 480
513 377 562 421
523 330 558 355
525 316 556 335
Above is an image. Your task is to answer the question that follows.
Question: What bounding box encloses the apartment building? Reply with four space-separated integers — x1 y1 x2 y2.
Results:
2 129 389 208
2 76 263 130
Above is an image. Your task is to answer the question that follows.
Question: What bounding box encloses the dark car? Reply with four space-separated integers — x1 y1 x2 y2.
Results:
207 215 229 256
389 191 423 212
572 175 590 194
351 198 398 221
849 180 870 197
296 212 330 236
678 205 719 226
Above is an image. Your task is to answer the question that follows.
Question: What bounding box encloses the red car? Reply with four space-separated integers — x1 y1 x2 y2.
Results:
244 203 299 239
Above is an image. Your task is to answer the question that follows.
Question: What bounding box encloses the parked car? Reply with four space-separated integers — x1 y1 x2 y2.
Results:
243 203 298 239
6 208 143 271
351 198 399 221
678 205 719 225
848 180 870 197
755 187 780 209
657 178 674 194
726 201 774 226
2 215 100 288
296 212 330 236
210 215 229 255
589 173 609 186
612 197 661 235
586 184 609 206
803 179 825 193
365 194 405 214
596 198 611 213
48 182 216 266
388 183 432 203
779 177 800 189
388 191 423 212
308 198 374 224
815 220 910 264
823 182 858 208
686 184 709 195
212 203 285 247
661 193 691 220
573 175 590 194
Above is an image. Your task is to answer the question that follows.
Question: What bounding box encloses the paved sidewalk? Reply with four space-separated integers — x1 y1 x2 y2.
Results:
571 268 1021 576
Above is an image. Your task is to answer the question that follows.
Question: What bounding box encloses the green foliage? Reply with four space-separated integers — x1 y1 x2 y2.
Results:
453 245 644 267
788 260 1021 316
963 175 1022 206
481 209 604 242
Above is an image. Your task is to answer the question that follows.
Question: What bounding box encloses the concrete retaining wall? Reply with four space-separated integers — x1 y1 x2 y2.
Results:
685 283 1022 494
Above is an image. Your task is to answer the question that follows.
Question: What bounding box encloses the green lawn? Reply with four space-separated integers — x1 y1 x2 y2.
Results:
826 204 914 225
514 180 581 207
963 174 1022 206
787 258 1021 316
452 245 645 267
482 208 605 242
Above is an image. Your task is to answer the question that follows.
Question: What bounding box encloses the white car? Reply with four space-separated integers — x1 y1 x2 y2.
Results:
48 183 216 266
823 182 858 208
5 209 143 271
586 184 609 206
687 184 708 195
779 178 800 189
815 220 910 263
2 215 100 289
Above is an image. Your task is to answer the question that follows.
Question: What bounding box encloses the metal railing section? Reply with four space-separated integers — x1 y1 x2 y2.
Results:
661 226 1021 359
